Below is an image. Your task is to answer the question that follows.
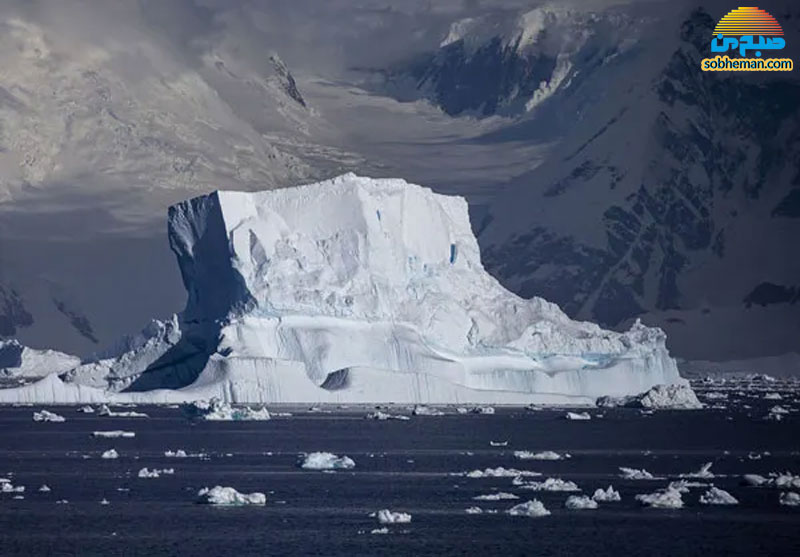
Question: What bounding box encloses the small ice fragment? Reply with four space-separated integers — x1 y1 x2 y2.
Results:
100 498 110 505
779 492 800 507
514 450 565 461
619 467 658 480
518 478 580 492
465 506 483 514
470 406 495 415
565 495 598 509
473 492 518 501
38 485 51 492
77 405 95 413
565 412 591 421
489 441 508 447
376 509 412 524
635 487 684 509
197 486 266 505
465 467 541 479
182 399 270 421
92 431 135 438
681 462 715 479
300 452 355 470
592 485 621 502
412 405 444 416
370 527 389 535
137 467 173 478
33 410 65 423
366 411 409 421
699 486 738 505
101 449 119 459
506 500 550 517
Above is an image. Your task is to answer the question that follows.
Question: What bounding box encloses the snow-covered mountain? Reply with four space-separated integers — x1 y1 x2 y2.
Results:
0 174 681 404
370 4 799 360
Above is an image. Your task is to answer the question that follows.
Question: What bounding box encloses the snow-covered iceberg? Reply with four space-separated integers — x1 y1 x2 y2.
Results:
197 486 266 506
0 174 685 404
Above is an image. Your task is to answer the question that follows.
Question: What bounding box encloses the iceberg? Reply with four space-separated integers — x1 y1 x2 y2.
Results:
513 450 567 461
299 452 355 470
780 492 800 507
0 174 686 404
365 411 409 421
197 486 266 506
137 467 173 478
565 412 591 421
619 467 660 480
473 492 519 501
181 399 271 421
101 449 119 459
92 430 135 438
518 478 580 492
465 467 541 479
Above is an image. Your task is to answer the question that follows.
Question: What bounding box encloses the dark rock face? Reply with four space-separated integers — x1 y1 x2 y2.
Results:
481 8 800 332
0 286 33 337
52 298 98 344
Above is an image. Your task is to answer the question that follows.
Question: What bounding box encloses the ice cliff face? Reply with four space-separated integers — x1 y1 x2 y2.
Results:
0 174 682 403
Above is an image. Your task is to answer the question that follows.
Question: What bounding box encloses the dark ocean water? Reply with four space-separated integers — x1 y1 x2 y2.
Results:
0 391 798 556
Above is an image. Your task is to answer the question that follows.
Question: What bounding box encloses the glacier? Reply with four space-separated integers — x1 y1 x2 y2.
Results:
0 174 685 404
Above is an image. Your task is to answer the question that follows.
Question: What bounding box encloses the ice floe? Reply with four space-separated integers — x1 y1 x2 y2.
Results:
1 481 24 493
33 410 65 422
197 486 266 505
300 452 355 470
101 449 119 459
465 506 484 514
592 485 621 502
92 430 135 438
376 509 412 524
743 472 800 489
597 383 702 409
513 450 568 461
565 495 598 509
506 500 550 517
699 487 738 505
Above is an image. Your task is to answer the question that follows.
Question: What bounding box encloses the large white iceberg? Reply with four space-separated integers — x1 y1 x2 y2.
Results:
197 486 266 506
0 174 685 404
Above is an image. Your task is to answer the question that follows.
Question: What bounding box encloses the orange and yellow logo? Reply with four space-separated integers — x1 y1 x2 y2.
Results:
701 7 792 71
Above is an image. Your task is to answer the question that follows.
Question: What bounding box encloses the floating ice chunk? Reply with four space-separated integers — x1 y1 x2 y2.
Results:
465 467 541 479
471 407 495 415
300 452 355 470
702 392 728 400
56 499 68 504
700 487 738 505
489 441 508 447
773 472 800 489
101 449 119 459
137 467 174 478
38 485 51 492
370 527 389 535
619 467 660 480
780 492 800 507
92 431 135 438
597 383 702 410
33 410 65 423
1 482 24 493
668 480 709 493
165 450 188 458
681 462 715 479
565 412 591 421
565 495 598 509
473 492 519 501
366 411 409 421
513 450 567 461
98 405 148 418
77 405 95 413
742 474 768 486
100 498 110 505
592 485 621 502
506 500 550 517
412 406 444 416
456 408 469 414
465 506 484 514
197 486 266 505
376 509 412 524
764 393 782 400
182 399 270 421
519 478 580 492
635 487 684 509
